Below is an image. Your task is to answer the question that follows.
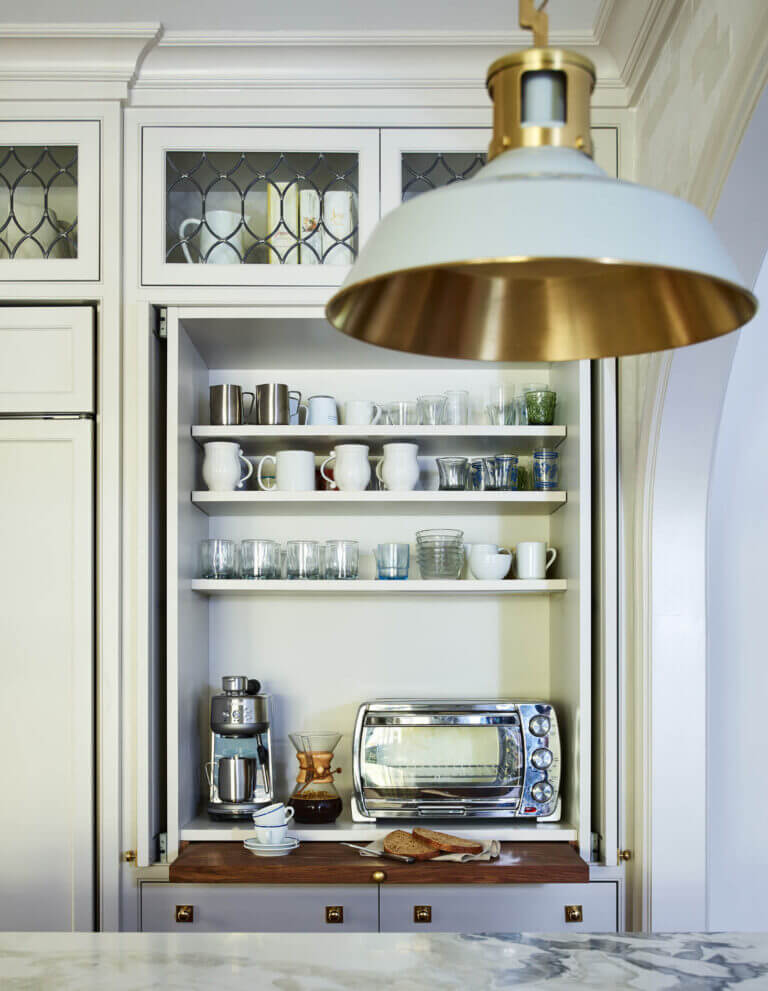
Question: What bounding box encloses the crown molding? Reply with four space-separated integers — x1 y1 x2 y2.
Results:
158 28 600 48
593 0 617 43
604 0 682 105
1 22 161 38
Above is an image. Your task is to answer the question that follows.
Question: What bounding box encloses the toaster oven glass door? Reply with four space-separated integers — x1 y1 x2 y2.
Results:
360 721 524 807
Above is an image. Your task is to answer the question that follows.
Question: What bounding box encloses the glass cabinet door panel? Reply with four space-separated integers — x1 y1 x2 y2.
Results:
0 121 99 282
142 127 378 287
402 152 486 201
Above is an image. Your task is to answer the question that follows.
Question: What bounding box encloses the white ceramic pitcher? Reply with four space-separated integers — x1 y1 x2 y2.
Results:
320 444 371 491
375 442 420 491
202 442 254 491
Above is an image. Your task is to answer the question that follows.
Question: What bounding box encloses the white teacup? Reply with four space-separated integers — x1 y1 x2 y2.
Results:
180 209 243 264
252 823 289 845
343 400 382 425
252 803 295 827
469 543 513 580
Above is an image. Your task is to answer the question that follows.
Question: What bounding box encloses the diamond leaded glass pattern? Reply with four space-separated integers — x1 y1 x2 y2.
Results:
166 151 359 265
401 152 486 201
0 146 78 259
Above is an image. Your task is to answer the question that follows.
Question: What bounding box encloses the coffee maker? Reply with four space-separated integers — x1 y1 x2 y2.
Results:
206 676 274 820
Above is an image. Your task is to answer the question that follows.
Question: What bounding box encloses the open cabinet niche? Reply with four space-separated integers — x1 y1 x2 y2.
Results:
161 306 591 861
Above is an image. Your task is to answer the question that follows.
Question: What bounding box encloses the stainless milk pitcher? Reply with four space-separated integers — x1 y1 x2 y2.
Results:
210 384 255 426
255 383 302 425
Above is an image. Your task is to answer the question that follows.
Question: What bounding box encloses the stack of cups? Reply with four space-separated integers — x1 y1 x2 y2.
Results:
416 529 464 579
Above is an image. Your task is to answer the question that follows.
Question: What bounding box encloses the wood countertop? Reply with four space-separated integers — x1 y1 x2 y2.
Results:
169 841 588 884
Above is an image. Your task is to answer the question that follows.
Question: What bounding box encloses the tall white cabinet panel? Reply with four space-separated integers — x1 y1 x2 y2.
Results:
0 121 100 282
0 418 94 930
141 126 378 288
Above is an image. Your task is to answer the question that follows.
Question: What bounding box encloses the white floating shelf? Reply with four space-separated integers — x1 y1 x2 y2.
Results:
192 423 566 456
180 812 578 844
191 489 566 516
192 578 567 595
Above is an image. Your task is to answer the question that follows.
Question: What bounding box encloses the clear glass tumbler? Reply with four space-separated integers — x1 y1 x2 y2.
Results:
385 401 420 426
485 385 515 426
199 539 237 579
442 389 470 425
240 539 281 579
286 540 321 579
525 389 557 426
436 456 469 490
323 540 359 579
468 457 499 490
417 394 447 425
495 454 519 490
375 542 410 580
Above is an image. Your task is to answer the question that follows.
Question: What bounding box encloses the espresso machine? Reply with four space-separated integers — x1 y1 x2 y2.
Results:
206 676 274 820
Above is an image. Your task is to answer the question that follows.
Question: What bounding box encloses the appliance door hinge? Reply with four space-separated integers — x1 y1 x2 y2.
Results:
590 831 601 862
159 832 168 864
155 307 167 340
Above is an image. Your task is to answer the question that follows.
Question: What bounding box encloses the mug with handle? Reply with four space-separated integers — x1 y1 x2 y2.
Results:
320 444 371 491
343 400 383 426
202 442 254 492
179 209 243 264
306 395 338 426
515 541 557 579
257 450 316 491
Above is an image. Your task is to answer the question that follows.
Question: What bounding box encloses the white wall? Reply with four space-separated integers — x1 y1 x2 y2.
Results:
707 250 768 930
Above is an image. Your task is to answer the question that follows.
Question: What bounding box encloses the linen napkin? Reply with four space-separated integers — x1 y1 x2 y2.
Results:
358 838 500 862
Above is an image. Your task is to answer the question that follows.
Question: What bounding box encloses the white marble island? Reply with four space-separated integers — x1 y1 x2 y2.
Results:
1 932 767 989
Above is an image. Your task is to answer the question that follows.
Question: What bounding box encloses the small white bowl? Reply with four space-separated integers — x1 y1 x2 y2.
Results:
470 552 512 581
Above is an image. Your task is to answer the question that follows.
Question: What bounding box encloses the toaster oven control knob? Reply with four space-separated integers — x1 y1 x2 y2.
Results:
529 715 551 737
531 748 553 770
531 780 554 804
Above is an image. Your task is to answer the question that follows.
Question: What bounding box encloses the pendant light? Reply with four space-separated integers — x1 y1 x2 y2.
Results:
326 0 757 362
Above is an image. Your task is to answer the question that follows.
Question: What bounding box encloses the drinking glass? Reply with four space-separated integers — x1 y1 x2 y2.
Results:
323 540 359 579
286 540 321 579
517 382 547 425
485 385 515 426
468 457 498 490
240 539 281 579
199 539 237 579
436 456 469 490
375 543 410 580
442 389 469 425
417 394 447 425
533 448 560 490
495 454 519 490
385 401 420 426
525 389 557 426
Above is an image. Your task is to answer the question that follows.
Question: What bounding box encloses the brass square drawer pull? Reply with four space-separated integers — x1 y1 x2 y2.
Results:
325 906 344 924
564 904 583 923
175 905 194 923
414 905 432 924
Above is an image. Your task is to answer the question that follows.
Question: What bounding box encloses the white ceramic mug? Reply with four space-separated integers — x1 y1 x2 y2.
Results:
515 541 557 579
180 209 243 264
343 400 382 426
375 442 420 491
251 824 289 845
468 543 513 580
306 395 338 426
257 450 316 491
252 803 295 827
202 442 254 492
320 444 371 491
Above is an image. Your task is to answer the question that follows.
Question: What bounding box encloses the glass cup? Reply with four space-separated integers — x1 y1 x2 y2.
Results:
516 455 533 491
240 539 281 579
417 394 447 425
517 382 547 425
533 448 560 490
436 456 469 491
286 540 321 579
525 389 557 426
199 539 237 579
468 457 498 490
442 389 470 425
323 540 359 580
485 384 515 426
375 543 410 580
385 401 420 426
495 454 519 490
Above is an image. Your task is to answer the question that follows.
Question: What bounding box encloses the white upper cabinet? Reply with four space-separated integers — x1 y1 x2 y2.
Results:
0 121 100 282
140 126 379 288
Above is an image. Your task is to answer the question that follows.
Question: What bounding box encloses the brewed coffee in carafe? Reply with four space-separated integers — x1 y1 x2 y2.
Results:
289 732 343 824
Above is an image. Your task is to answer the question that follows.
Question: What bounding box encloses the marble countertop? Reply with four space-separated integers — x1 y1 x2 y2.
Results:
2 932 768 989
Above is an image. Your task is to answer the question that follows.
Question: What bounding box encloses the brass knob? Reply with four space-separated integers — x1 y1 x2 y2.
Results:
325 905 344 924
414 905 432 924
564 904 583 923
371 870 386 883
175 905 194 923
618 849 632 862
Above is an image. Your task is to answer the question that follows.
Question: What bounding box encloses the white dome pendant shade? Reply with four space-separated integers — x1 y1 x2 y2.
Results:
326 4 757 362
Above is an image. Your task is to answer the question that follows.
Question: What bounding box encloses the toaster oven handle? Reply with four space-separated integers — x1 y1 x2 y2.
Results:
417 806 467 816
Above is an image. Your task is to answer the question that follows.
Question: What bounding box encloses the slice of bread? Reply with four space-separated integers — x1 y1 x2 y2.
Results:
412 827 484 855
383 829 442 861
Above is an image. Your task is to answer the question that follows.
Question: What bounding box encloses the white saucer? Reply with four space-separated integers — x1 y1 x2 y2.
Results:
244 836 299 851
244 839 300 858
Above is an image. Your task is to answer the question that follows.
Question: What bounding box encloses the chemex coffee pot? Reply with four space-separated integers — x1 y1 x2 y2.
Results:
288 732 343 823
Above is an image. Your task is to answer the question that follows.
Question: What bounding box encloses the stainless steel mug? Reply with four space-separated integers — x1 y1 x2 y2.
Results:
210 385 255 426
217 756 257 803
255 383 302 426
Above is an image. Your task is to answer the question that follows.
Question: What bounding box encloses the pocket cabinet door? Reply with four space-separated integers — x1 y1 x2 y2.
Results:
0 120 100 282
140 126 379 288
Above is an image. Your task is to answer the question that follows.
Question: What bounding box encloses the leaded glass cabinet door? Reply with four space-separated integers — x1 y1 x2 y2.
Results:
0 120 100 282
141 126 378 287
380 126 619 215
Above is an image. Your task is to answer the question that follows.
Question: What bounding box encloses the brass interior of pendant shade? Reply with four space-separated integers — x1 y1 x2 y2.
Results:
325 259 757 362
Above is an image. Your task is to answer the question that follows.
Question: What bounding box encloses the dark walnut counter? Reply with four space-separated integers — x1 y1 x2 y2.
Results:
169 841 588 884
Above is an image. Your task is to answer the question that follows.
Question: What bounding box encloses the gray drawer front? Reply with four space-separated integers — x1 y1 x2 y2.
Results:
380 883 617 933
141 884 379 933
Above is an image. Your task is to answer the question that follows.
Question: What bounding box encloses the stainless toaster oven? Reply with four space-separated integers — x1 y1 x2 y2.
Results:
352 700 561 821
